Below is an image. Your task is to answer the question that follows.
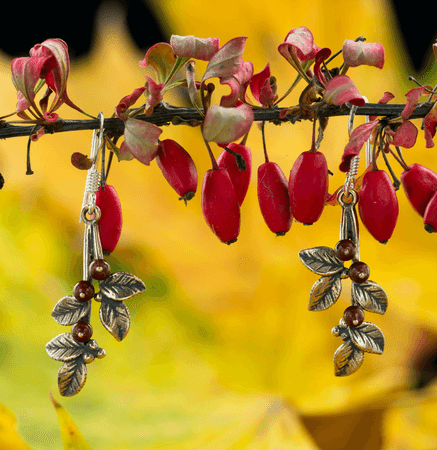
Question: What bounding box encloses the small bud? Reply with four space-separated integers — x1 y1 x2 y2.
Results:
71 152 93 170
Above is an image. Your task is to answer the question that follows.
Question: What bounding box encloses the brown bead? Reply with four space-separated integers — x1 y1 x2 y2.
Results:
89 259 111 280
73 280 95 302
72 321 93 343
334 239 357 261
343 305 365 327
349 261 370 283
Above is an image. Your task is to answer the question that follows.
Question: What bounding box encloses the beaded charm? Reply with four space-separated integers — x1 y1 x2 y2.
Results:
46 114 146 396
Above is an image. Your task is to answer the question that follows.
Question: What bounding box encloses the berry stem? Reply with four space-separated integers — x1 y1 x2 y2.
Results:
379 127 401 189
391 146 410 171
204 139 219 170
261 121 269 163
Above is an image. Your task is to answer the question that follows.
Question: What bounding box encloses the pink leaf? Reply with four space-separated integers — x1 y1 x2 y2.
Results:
369 92 395 121
340 121 380 172
278 27 321 63
220 61 253 107
145 76 164 113
249 63 271 104
122 118 162 165
170 35 219 61
424 102 437 148
391 120 418 148
342 40 384 69
402 86 426 121
313 48 331 86
202 104 254 145
202 37 247 81
115 87 147 120
139 43 176 84
323 75 365 107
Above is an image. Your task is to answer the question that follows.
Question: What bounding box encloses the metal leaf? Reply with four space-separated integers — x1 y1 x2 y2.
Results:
51 296 91 326
334 340 365 377
298 247 344 276
46 333 84 361
351 280 388 315
348 321 385 354
99 272 146 301
99 296 130 341
57 358 87 397
308 274 342 311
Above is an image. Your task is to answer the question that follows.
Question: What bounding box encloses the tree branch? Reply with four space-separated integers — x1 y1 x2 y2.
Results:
0 101 434 140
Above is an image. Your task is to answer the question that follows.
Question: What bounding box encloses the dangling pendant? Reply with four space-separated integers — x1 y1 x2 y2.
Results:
46 114 146 396
299 157 388 376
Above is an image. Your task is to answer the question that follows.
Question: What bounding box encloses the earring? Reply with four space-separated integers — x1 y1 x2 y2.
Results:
298 107 388 376
46 113 146 396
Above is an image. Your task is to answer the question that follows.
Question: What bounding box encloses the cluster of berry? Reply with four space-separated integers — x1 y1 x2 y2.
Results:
156 137 332 244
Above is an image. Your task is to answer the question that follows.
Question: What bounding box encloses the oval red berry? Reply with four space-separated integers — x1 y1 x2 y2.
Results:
217 143 251 206
95 185 122 255
424 190 437 232
358 169 399 243
288 151 328 224
400 163 437 216
257 162 292 235
201 168 240 244
156 139 198 202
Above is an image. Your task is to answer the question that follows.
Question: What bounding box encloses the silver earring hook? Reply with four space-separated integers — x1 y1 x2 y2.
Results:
80 113 105 222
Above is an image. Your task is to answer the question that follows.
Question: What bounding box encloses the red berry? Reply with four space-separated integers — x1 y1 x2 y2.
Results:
334 239 356 261
95 185 122 255
156 139 198 202
288 151 328 224
201 168 240 244
73 280 95 302
90 259 111 280
343 305 365 327
424 190 437 232
400 163 437 217
257 162 292 236
349 261 370 283
72 321 93 343
358 169 399 243
217 143 251 206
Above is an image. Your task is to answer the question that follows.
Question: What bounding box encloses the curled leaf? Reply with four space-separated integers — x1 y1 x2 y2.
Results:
424 101 437 148
391 120 418 148
342 40 385 69
170 35 219 61
202 104 254 145
139 43 176 84
121 118 162 165
202 37 247 81
323 75 365 107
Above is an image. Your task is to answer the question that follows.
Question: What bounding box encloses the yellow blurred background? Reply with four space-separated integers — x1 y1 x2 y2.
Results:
1 0 437 448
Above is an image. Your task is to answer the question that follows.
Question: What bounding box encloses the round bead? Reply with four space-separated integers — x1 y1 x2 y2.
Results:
343 305 365 327
73 280 95 302
334 239 357 261
349 261 370 283
72 321 93 343
89 259 111 280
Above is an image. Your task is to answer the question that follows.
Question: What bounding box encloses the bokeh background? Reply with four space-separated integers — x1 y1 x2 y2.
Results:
1 0 437 448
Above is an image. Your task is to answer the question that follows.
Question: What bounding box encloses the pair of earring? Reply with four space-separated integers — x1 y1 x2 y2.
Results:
46 114 146 396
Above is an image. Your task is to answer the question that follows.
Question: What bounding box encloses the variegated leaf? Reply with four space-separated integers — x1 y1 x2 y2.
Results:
298 246 344 276
333 340 365 377
99 296 130 341
46 333 84 361
351 280 388 314
51 296 91 326
57 358 87 397
348 321 385 354
99 272 146 301
308 274 342 311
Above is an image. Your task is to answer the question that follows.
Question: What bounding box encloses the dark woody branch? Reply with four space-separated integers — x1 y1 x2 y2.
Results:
0 101 434 139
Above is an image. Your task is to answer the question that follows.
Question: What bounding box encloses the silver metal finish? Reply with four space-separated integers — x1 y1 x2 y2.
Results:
337 188 360 261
